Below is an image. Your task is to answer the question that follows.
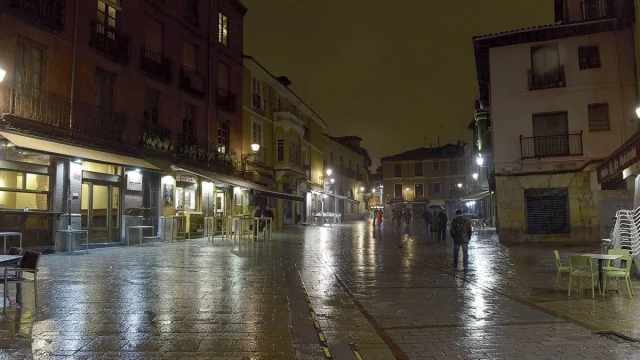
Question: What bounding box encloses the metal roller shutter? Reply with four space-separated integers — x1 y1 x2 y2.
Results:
525 188 569 234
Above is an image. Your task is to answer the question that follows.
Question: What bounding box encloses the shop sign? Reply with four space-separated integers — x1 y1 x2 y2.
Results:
597 138 640 183
127 172 143 192
175 173 197 184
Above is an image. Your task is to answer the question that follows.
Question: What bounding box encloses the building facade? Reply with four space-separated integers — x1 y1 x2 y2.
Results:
322 135 371 220
241 56 327 228
0 0 247 248
473 0 636 243
380 144 468 219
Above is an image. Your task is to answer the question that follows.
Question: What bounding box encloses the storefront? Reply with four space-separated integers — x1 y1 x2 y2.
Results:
0 131 161 249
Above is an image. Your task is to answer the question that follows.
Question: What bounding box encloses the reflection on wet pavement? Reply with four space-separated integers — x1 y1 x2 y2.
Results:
0 221 639 359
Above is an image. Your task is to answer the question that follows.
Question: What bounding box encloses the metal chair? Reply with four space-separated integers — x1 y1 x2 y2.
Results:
2 250 41 314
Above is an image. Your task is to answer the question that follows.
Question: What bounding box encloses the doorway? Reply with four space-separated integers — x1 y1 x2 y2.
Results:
284 200 293 225
81 182 120 243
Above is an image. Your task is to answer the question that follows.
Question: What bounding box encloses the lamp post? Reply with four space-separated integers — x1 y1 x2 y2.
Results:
319 169 335 212
242 143 260 176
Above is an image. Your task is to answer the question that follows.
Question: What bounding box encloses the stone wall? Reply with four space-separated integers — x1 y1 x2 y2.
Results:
495 171 630 244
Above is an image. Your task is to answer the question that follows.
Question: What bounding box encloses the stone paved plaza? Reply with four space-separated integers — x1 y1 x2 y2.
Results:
1 221 640 359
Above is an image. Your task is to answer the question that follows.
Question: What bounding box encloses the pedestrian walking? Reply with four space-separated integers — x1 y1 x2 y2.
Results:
422 209 431 238
450 209 472 270
372 210 377 227
405 209 412 226
376 209 383 227
437 210 447 241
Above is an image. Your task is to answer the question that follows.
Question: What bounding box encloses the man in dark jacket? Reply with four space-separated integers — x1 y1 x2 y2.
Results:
260 205 274 235
450 209 472 270
437 211 447 241
421 209 432 238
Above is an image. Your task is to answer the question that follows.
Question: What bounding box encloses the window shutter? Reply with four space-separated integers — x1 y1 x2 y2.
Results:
525 188 569 234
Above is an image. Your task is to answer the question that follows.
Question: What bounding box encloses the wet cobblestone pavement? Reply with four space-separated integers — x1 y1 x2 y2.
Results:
1 221 640 359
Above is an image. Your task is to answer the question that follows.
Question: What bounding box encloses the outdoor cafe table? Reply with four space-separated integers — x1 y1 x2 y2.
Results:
0 255 22 308
0 232 22 255
567 253 622 292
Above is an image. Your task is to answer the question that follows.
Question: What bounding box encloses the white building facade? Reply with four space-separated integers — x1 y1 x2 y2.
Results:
474 0 637 243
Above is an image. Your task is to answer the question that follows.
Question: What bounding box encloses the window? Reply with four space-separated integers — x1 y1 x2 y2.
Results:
144 88 160 123
94 68 115 111
348 159 352 170
330 152 334 164
251 77 261 96
97 0 118 32
251 119 262 146
218 12 228 46
217 121 228 153
578 46 600 69
218 62 229 88
529 45 563 90
415 183 424 198
0 170 51 210
394 184 403 198
183 42 197 69
433 183 441 194
145 18 163 51
415 163 423 176
339 156 343 167
185 0 198 24
588 103 610 132
525 188 569 234
531 111 570 157
276 94 283 110
433 162 439 170
582 0 610 20
450 160 459 175
277 139 284 161
290 139 299 165
15 40 45 89
302 147 309 166
182 102 196 140
393 164 402 177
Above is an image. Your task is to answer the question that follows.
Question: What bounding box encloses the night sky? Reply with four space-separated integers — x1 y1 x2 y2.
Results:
242 1 552 167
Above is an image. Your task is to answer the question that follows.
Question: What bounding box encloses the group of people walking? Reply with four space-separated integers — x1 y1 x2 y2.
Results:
374 206 472 271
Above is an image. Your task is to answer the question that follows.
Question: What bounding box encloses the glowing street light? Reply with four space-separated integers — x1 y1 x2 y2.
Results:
360 186 364 191
472 173 478 180
405 187 409 191
250 143 260 152
457 183 463 188
636 106 640 119
326 169 332 176
330 178 335 184
476 154 484 166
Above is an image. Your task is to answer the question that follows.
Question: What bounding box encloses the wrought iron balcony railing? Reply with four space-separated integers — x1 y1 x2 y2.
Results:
89 19 131 63
8 0 66 32
528 66 566 91
251 94 265 116
179 66 205 97
139 120 173 152
520 132 583 159
141 45 172 83
1 83 70 128
216 86 237 113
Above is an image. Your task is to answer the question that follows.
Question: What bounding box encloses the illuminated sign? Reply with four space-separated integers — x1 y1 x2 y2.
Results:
597 137 640 183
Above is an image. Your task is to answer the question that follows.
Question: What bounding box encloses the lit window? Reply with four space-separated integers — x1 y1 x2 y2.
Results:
218 13 228 46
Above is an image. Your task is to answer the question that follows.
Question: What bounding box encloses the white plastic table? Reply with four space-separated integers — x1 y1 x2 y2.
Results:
128 225 154 246
0 232 22 254
55 229 89 253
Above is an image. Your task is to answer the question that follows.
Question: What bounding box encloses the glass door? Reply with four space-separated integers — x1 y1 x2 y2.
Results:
81 182 120 243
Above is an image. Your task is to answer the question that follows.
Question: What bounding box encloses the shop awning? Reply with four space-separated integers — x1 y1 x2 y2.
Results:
0 131 161 171
596 129 640 183
172 166 304 202
461 191 491 202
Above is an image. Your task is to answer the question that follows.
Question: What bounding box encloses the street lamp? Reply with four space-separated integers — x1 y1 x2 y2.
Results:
476 154 484 166
636 106 640 119
326 169 332 176
0 68 6 83
250 143 260 152
330 178 335 184
472 173 479 180
457 183 463 188
360 186 364 191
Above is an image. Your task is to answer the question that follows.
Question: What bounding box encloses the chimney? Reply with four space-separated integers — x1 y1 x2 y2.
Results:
276 76 292 86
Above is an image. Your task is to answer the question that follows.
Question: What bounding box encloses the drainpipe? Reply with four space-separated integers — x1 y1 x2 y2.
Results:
67 0 80 230
613 19 626 145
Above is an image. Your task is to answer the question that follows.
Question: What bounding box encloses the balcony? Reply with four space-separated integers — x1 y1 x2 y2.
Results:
528 66 565 91
582 0 613 20
179 66 205 97
74 104 127 143
8 0 66 32
216 86 237 113
89 19 131 64
1 83 70 128
139 121 173 152
251 94 265 116
520 132 583 159
141 45 172 83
